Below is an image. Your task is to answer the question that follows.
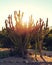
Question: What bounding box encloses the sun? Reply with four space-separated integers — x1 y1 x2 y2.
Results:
22 15 29 28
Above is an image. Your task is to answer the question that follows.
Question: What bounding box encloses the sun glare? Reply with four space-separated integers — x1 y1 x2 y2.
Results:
22 15 29 28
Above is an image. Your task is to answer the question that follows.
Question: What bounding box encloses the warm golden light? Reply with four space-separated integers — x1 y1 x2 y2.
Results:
4 10 49 35
14 10 35 34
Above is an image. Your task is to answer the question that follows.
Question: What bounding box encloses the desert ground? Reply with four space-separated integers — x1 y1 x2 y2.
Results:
0 48 52 65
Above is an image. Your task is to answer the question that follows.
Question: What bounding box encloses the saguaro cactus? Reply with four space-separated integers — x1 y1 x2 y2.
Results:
8 15 13 29
46 18 48 28
28 15 34 30
4 11 49 59
14 10 24 30
5 20 8 29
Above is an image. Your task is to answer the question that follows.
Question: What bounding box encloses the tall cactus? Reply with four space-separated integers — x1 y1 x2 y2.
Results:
46 18 48 28
28 15 34 30
14 10 24 30
8 15 13 29
4 11 49 59
5 20 8 29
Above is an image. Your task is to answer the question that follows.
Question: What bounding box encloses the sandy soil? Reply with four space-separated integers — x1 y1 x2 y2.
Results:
0 55 52 65
0 48 10 51
0 54 52 62
0 48 52 65
36 55 52 62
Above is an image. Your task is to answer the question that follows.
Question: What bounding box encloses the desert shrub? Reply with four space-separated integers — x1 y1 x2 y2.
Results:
0 51 10 58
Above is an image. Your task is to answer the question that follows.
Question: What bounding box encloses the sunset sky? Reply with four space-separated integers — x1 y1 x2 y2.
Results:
0 0 52 30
